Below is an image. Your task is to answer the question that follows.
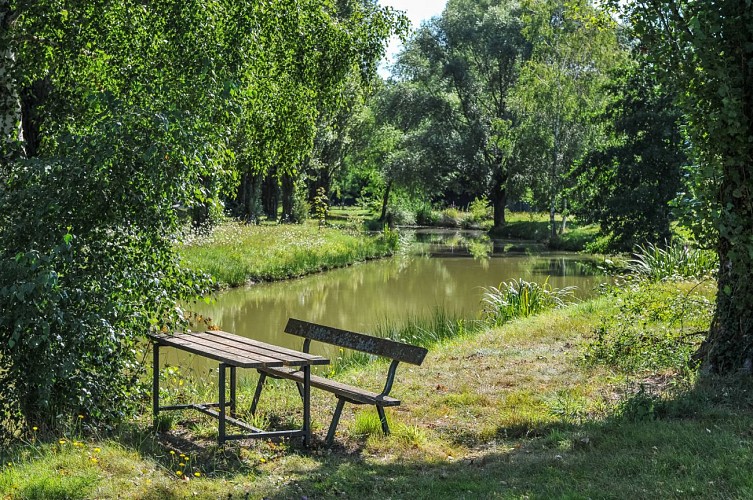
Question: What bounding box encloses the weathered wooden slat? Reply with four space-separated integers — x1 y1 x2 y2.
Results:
202 330 327 365
151 334 268 367
285 318 428 365
260 366 401 407
175 332 284 366
150 331 327 368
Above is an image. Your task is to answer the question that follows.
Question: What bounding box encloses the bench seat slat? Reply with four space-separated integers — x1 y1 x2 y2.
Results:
259 367 401 407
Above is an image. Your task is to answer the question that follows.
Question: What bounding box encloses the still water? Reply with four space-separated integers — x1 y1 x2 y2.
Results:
167 230 608 372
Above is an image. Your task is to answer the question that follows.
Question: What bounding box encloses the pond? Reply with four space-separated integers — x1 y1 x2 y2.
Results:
167 229 609 373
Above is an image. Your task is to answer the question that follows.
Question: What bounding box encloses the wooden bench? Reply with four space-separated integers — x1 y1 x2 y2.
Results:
250 318 428 444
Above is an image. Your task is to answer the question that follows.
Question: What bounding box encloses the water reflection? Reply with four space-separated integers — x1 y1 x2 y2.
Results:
170 230 608 372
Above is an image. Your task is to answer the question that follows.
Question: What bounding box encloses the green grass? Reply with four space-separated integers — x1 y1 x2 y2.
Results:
178 221 396 287
5 275 748 499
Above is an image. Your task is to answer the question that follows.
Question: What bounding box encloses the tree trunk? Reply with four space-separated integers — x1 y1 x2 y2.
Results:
701 185 753 373
549 200 557 240
262 172 278 219
491 177 507 229
379 179 392 223
559 197 568 234
1 49 22 151
19 79 49 158
280 173 294 223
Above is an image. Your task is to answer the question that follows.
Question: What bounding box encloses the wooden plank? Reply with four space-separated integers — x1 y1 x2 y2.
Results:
260 367 401 407
152 334 275 368
285 318 428 365
149 331 328 368
203 330 327 365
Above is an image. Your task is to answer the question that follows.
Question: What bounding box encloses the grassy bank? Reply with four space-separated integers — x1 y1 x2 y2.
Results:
179 221 396 287
4 275 747 499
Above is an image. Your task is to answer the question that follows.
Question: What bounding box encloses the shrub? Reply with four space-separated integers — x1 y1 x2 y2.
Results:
467 197 491 224
481 278 576 327
582 280 715 374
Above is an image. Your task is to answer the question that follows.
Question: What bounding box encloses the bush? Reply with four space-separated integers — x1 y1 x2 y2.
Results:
582 280 715 374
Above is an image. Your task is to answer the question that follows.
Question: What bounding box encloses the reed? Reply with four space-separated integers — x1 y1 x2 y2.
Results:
628 240 717 281
480 277 576 327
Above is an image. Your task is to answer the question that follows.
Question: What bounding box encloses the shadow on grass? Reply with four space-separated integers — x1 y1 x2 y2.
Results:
200 374 753 499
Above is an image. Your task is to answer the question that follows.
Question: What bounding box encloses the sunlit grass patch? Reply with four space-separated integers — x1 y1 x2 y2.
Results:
179 221 396 287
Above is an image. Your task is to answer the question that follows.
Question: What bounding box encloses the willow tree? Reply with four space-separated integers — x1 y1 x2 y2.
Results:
614 1 753 373
511 0 624 238
395 0 531 229
0 0 399 436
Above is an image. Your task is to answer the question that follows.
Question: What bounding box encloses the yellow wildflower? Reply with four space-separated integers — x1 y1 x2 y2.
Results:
194 472 201 477
175 470 182 476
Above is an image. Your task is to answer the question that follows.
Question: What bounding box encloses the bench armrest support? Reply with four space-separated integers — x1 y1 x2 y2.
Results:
380 359 400 397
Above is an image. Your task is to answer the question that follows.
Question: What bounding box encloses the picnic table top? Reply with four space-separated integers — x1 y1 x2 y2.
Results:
148 330 329 369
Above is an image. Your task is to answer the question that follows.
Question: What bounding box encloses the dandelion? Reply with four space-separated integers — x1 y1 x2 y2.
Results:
194 472 201 477
59 439 67 445
179 463 185 467
90 457 98 464
78 415 84 420
175 470 182 476
93 448 101 453
32 426 38 431
169 450 175 455
184 457 189 462
260 458 266 463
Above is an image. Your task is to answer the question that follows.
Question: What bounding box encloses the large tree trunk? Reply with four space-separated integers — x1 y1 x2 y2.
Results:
702 182 753 373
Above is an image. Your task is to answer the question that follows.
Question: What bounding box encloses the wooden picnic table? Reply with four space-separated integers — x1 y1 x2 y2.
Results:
149 330 329 446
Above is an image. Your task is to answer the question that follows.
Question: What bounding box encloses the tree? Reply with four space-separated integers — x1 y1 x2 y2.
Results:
572 61 686 251
394 0 531 228
0 0 399 436
614 1 753 373
512 0 623 238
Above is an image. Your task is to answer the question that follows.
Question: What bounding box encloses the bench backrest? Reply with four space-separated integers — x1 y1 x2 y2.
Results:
285 318 428 366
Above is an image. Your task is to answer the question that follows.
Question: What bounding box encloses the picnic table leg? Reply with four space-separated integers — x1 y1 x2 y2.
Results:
303 365 311 447
229 366 237 418
218 363 226 445
152 342 160 430
250 371 267 415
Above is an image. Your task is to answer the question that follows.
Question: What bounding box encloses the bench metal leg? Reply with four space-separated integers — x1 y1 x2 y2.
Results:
326 398 346 445
152 343 160 430
376 405 390 435
303 365 311 447
250 371 267 415
219 363 226 445
230 366 237 418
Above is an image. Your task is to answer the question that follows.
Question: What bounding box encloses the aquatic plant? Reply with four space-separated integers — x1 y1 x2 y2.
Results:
481 277 576 327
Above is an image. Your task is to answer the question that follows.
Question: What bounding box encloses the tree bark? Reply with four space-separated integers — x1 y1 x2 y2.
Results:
702 177 753 373
490 175 507 229
280 172 294 223
379 179 392 223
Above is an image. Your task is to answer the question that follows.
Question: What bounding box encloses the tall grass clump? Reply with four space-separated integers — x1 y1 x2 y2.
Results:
628 241 717 281
330 311 479 374
481 277 576 327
